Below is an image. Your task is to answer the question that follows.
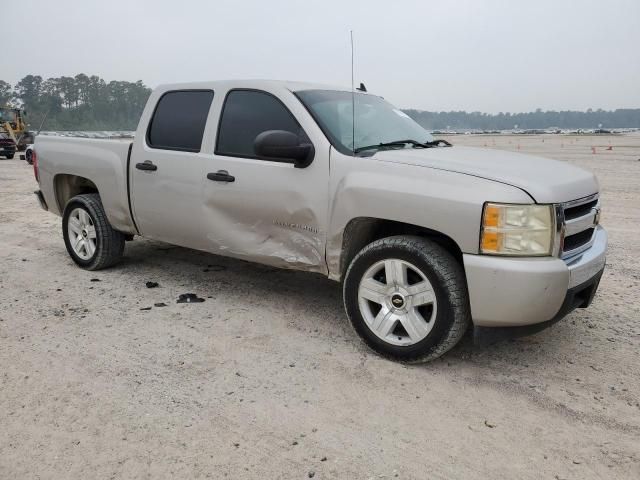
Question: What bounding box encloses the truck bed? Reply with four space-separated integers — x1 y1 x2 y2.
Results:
36 135 137 233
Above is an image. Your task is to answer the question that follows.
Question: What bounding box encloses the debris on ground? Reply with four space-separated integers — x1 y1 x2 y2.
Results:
145 281 159 288
90 278 101 282
154 302 167 307
177 293 205 303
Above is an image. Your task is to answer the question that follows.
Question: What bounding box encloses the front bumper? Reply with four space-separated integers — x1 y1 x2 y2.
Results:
464 225 607 327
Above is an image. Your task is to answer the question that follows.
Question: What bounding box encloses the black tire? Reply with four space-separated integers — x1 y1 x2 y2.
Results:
25 150 33 164
62 193 125 270
343 235 470 363
6 154 14 159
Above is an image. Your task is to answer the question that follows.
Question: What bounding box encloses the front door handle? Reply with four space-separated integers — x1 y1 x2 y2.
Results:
207 170 235 183
136 161 157 171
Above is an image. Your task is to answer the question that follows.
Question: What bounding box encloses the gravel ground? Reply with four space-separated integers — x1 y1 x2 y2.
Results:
1 134 638 479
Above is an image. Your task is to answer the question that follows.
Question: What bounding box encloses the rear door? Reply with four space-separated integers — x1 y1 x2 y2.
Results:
200 88 330 273
130 89 214 250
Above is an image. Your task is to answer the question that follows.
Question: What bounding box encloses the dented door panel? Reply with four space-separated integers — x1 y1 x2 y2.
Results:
200 157 327 271
199 85 331 273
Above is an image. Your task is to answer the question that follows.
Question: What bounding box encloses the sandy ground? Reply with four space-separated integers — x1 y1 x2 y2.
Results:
0 134 639 479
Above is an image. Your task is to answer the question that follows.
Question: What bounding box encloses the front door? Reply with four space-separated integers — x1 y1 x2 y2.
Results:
200 88 329 273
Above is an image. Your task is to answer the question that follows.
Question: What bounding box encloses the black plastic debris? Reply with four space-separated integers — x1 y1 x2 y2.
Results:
90 278 101 282
177 293 205 304
145 281 159 288
140 307 152 311
154 302 167 307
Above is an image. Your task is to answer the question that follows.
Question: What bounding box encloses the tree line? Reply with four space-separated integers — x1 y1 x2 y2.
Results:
0 74 151 131
404 108 640 131
1 74 639 131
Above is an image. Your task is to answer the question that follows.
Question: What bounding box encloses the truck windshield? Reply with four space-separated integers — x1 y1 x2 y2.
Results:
295 89 433 155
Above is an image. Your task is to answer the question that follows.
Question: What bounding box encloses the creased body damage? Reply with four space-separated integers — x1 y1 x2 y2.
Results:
198 152 329 273
202 195 325 271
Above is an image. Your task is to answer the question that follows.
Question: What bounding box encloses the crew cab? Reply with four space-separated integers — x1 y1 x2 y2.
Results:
33 80 607 362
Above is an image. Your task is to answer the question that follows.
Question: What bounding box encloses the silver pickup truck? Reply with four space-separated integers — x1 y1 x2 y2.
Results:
33 80 607 362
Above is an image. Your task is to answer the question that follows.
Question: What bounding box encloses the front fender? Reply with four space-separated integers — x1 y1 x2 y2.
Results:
325 154 533 279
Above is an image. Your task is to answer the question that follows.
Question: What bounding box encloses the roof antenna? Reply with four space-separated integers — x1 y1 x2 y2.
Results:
350 30 355 156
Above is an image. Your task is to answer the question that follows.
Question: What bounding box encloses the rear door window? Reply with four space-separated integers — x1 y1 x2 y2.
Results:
215 89 308 159
147 90 214 152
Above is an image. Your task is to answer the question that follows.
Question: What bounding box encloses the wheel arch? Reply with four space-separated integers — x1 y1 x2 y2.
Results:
337 217 465 281
54 174 99 212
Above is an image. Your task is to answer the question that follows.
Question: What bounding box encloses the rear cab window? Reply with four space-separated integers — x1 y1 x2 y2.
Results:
147 90 214 152
215 89 310 160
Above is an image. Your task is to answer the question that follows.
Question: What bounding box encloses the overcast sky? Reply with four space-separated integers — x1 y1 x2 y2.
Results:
5 0 640 113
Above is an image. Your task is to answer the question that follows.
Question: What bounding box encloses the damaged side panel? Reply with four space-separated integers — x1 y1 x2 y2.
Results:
201 179 326 272
196 84 332 274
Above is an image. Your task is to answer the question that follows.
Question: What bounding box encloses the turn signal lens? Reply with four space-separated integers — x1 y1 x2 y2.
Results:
480 203 554 256
480 230 501 251
483 205 500 228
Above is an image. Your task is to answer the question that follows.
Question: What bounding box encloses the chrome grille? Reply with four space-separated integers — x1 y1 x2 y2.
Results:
560 194 600 258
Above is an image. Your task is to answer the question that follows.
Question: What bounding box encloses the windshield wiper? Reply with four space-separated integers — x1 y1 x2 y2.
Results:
354 139 425 154
423 139 452 147
354 138 452 154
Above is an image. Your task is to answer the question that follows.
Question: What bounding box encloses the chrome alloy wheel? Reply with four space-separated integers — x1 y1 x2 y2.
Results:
67 207 97 260
357 259 437 346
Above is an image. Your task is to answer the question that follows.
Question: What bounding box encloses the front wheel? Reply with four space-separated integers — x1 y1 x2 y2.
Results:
5 154 14 159
343 236 470 363
25 150 33 164
62 193 125 270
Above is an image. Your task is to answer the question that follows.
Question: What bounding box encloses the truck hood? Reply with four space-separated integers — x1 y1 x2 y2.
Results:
374 146 598 203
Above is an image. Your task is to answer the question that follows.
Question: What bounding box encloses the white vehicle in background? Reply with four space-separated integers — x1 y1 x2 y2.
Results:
25 144 35 164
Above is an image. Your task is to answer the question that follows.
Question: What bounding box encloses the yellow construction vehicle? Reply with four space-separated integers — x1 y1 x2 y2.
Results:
0 106 34 152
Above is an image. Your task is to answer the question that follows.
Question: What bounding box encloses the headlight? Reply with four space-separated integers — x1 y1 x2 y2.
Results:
480 203 554 256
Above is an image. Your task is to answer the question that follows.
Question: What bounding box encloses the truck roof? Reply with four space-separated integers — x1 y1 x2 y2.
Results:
153 79 356 94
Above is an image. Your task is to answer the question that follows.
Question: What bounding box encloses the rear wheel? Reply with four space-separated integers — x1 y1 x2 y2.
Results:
62 193 125 270
25 150 33 164
343 235 470 363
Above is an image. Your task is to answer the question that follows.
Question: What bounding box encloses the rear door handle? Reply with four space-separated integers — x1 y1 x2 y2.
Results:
136 161 157 171
207 170 235 183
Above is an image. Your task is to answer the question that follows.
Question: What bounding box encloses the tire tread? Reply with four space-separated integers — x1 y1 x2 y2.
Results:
343 235 470 363
63 193 125 270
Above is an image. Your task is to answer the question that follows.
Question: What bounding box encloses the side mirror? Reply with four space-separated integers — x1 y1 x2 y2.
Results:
254 130 314 168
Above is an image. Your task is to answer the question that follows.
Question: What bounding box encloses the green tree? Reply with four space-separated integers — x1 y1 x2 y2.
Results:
14 75 43 110
5 74 640 131
0 80 12 106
